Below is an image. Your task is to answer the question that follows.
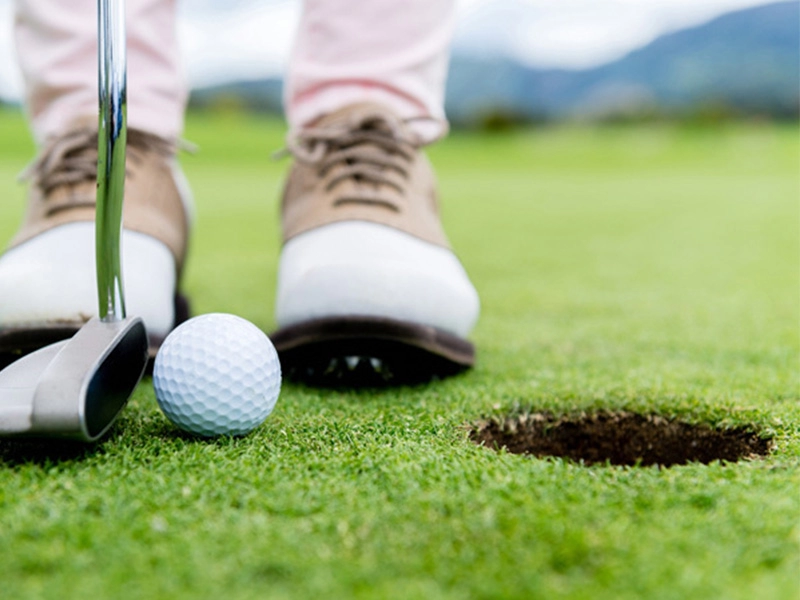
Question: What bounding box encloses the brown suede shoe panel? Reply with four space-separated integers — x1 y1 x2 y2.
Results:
281 103 451 249
9 125 189 270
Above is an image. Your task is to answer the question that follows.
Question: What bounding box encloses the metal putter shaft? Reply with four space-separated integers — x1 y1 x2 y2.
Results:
0 0 148 442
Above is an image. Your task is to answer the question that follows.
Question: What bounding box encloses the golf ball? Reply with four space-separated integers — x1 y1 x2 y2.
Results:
153 313 281 437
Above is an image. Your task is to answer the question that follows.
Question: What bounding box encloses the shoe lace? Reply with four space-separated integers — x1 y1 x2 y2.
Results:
19 127 185 197
281 111 445 208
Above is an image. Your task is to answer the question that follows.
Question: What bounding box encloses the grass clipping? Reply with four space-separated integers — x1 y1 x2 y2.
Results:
471 411 772 467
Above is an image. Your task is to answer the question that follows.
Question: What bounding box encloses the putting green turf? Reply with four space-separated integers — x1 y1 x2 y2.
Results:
0 109 798 599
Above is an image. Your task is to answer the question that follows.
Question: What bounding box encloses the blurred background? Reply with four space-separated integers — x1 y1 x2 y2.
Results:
0 1 796 390
0 0 797 127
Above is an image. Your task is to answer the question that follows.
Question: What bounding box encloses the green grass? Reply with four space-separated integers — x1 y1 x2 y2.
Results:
0 109 798 599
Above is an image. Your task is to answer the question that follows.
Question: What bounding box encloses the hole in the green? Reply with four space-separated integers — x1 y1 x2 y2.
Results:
470 411 772 467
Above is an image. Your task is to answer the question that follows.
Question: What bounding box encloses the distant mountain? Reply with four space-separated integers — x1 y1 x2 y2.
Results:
446 0 799 122
189 1 799 123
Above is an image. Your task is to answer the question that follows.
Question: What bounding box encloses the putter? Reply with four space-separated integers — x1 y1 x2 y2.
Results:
0 0 148 442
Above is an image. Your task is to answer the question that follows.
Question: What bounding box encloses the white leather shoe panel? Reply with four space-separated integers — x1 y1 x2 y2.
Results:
0 222 175 338
275 221 480 337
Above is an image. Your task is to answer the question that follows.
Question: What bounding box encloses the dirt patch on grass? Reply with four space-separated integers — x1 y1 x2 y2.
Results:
471 411 772 467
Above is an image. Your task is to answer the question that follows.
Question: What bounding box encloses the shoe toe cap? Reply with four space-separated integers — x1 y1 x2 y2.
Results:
275 221 480 338
0 223 176 339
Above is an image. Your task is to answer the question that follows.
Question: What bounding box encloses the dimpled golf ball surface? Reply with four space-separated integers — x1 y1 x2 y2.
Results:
153 313 281 437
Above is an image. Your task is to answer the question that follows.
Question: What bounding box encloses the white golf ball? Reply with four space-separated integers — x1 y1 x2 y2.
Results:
153 313 281 437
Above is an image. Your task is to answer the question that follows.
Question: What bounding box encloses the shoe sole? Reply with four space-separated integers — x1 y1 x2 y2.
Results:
0 293 190 371
271 316 475 387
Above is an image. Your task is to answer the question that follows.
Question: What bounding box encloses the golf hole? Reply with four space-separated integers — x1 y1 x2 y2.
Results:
471 411 772 467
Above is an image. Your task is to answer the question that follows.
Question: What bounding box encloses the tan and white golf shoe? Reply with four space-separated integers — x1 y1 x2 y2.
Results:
0 119 191 365
272 103 480 385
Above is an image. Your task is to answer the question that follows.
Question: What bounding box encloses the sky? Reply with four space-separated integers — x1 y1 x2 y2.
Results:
0 0 779 101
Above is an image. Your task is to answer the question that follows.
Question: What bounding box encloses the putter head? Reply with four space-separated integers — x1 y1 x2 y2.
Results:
0 317 147 442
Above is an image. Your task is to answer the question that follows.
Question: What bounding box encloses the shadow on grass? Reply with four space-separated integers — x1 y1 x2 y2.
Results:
280 363 475 396
0 422 125 467
146 420 265 445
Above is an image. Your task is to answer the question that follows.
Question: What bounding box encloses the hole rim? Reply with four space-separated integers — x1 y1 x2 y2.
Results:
469 410 774 468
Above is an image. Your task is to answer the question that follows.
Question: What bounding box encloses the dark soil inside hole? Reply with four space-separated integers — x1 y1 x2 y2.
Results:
471 411 772 467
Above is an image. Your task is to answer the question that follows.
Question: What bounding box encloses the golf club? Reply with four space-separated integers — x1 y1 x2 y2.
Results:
0 0 148 442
